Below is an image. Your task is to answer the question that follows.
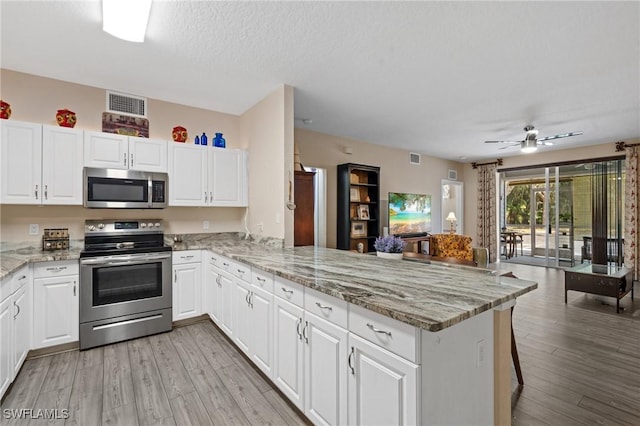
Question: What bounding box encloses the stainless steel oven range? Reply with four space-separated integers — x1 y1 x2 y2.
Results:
79 219 172 350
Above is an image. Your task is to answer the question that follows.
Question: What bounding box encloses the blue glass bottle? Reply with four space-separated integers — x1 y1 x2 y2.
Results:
201 132 208 146
194 135 200 145
213 132 226 148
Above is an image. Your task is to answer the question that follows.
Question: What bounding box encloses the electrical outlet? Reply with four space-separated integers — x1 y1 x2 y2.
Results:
203 220 210 230
29 224 39 235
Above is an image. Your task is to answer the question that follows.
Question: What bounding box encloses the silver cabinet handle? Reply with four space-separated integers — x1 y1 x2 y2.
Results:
205 192 208 203
210 192 213 203
315 302 333 311
223 262 229 267
245 291 250 306
44 185 48 200
13 300 20 319
17 275 27 281
366 323 392 337
281 287 294 295
46 266 67 272
130 153 134 168
124 153 127 167
256 276 266 282
181 255 194 260
237 269 245 275
35 184 38 200
216 275 222 287
296 318 303 340
302 321 309 343
348 347 355 375
73 281 76 296
174 270 178 283
249 292 253 308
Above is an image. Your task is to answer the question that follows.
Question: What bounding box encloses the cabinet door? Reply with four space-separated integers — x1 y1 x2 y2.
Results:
42 125 83 205
250 285 273 379
232 279 252 355
205 260 220 323
348 333 419 426
1 121 42 204
209 148 247 206
84 131 128 169
273 296 304 410
219 273 234 336
172 263 202 321
12 284 31 377
0 296 12 398
129 137 168 172
305 312 348 426
33 275 78 348
168 143 207 206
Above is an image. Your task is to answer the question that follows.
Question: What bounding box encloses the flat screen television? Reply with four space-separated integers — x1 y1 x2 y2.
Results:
388 192 431 236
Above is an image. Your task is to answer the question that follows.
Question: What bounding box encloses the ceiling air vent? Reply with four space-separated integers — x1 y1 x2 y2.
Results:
106 91 147 118
409 152 421 165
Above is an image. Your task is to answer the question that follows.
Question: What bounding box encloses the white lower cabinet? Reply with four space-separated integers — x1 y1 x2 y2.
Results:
33 261 78 349
172 251 202 321
1 265 32 399
304 311 348 426
273 293 305 410
348 333 419 426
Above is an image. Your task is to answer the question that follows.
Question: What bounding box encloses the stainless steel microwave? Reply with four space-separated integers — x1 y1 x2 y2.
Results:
84 167 167 209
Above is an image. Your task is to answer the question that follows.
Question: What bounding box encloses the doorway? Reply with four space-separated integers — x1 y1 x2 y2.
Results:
500 159 625 268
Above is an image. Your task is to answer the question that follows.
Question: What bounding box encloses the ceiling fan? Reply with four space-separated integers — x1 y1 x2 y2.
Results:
485 125 583 153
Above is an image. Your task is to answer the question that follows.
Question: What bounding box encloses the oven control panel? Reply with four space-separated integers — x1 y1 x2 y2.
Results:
85 219 163 234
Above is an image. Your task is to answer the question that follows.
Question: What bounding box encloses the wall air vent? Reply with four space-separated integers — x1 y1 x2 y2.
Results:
106 91 147 118
409 152 421 165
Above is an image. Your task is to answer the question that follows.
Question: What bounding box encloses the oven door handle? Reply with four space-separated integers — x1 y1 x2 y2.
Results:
80 252 171 266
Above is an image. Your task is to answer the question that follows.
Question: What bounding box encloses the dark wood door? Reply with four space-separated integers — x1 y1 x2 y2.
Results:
294 171 315 246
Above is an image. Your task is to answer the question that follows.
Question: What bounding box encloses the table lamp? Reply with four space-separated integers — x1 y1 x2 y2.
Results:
446 212 457 234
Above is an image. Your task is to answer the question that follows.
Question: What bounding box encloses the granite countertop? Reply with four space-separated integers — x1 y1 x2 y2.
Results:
1 233 538 332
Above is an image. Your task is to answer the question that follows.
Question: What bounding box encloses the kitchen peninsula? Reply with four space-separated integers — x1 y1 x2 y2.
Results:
1 233 537 425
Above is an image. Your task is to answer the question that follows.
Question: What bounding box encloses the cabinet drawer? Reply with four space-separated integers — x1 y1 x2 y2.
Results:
274 277 304 307
252 269 274 293
231 261 251 283
33 260 79 278
305 287 348 329
349 303 420 363
172 250 202 264
217 256 235 273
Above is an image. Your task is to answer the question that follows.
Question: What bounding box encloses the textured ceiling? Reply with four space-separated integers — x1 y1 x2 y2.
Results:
1 1 639 161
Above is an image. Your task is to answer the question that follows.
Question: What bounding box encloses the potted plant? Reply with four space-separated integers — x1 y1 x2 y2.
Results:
374 235 407 259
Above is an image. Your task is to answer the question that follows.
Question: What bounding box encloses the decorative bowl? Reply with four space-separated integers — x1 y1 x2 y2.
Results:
172 126 188 142
56 109 77 128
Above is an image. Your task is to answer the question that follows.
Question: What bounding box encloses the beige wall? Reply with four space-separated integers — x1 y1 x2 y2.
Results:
0 69 290 242
462 141 638 241
240 85 293 245
295 128 464 248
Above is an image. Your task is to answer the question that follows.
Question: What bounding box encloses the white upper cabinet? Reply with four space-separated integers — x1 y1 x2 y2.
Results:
210 148 247 206
169 144 247 207
84 131 167 172
1 121 83 205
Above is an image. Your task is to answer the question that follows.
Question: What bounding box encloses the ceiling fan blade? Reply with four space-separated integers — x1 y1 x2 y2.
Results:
484 140 522 144
537 131 583 142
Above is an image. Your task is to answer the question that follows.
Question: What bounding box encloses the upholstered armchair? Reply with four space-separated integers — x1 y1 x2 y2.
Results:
429 234 473 261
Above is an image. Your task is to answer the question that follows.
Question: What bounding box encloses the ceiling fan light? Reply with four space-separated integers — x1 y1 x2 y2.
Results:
521 139 538 153
102 0 152 42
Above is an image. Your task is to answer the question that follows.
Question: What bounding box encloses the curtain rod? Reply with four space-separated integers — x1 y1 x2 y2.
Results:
615 141 640 152
471 158 503 169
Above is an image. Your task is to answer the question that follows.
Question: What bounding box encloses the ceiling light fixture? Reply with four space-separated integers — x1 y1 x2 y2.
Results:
102 0 152 43
520 139 538 154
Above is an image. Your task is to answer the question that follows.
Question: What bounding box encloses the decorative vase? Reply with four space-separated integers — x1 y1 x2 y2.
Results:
0 100 11 119
172 126 188 142
376 252 403 260
56 109 77 128
201 132 208 146
213 132 226 148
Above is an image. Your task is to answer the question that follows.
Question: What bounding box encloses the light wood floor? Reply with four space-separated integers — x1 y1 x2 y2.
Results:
2 263 639 425
1 321 308 426
497 262 640 425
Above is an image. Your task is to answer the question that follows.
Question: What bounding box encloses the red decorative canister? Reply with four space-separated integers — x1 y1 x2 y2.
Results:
172 126 188 142
56 109 77 128
0 100 11 119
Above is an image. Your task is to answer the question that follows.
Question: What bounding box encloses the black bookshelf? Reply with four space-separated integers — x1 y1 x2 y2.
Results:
337 163 381 252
